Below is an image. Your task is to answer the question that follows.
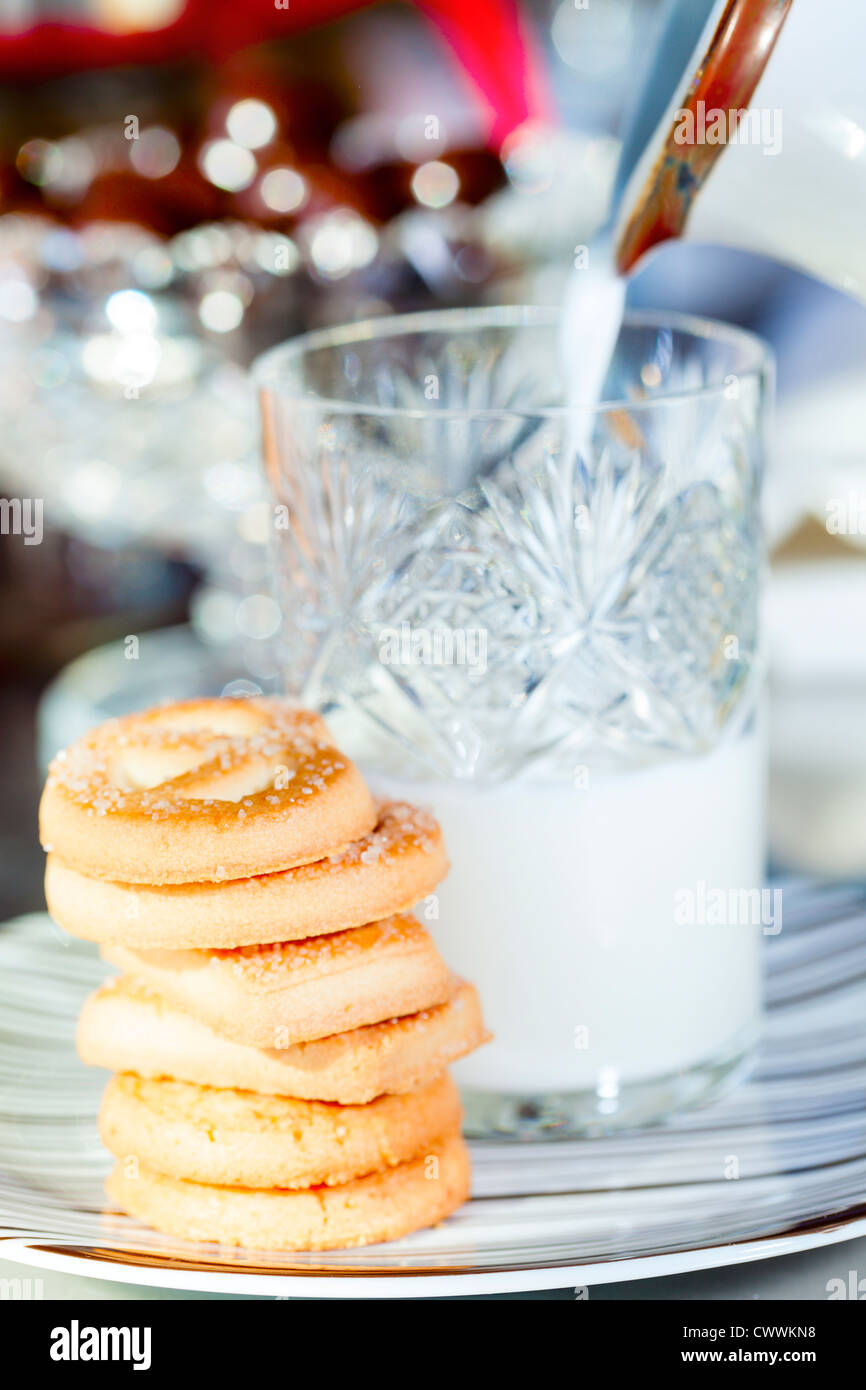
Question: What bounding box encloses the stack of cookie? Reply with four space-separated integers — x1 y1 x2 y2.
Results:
39 698 488 1252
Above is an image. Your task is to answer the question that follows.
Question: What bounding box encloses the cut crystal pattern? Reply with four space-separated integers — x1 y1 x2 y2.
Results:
265 319 766 779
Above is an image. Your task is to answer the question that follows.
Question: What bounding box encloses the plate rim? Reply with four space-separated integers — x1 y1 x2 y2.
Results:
3 1214 866 1298
4 902 866 1296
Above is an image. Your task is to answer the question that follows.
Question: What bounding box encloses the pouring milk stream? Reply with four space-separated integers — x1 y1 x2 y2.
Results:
357 0 857 1117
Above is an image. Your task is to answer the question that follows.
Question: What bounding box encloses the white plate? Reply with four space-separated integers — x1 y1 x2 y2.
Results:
2 883 866 1298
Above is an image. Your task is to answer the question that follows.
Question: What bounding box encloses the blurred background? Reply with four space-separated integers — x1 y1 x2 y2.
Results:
1 0 865 920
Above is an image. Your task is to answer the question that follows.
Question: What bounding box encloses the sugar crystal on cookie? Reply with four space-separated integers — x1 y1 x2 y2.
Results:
42 695 488 1251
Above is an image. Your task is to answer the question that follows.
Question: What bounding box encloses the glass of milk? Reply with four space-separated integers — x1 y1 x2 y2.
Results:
255 306 772 1136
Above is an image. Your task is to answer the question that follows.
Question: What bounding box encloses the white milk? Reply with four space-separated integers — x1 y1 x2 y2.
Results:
372 728 765 1094
356 264 762 1101
559 256 626 417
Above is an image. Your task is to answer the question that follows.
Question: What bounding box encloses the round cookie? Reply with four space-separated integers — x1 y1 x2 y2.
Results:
100 1072 461 1189
46 801 447 948
78 975 489 1103
105 1132 470 1251
101 914 453 1049
39 698 375 885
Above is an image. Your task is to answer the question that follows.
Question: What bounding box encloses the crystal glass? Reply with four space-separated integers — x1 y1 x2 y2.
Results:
255 306 772 1137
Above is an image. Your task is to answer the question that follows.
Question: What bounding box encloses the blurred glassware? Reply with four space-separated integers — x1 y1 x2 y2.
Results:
479 124 618 271
37 624 262 774
0 178 604 577
3 192 525 735
0 215 265 561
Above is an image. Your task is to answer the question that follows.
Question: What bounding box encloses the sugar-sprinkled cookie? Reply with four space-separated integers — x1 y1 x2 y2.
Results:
78 975 489 1103
101 915 452 1049
40 694 485 1256
39 698 375 885
99 1071 460 1189
47 801 447 949
105 1130 470 1251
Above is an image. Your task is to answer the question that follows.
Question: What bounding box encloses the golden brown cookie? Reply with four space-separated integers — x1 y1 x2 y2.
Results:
99 1071 461 1189
46 801 447 949
105 1131 470 1250
39 698 375 885
78 975 489 1103
102 915 452 1048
